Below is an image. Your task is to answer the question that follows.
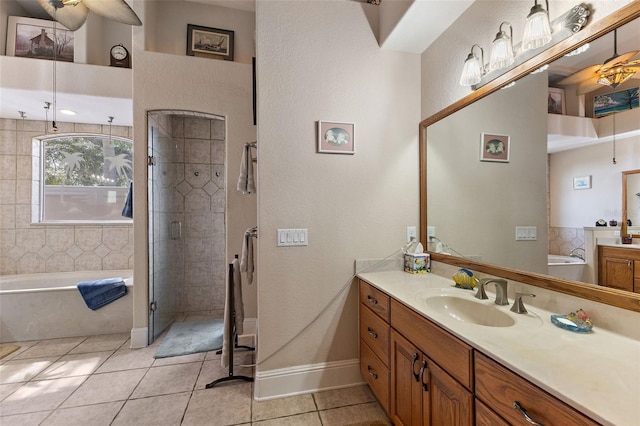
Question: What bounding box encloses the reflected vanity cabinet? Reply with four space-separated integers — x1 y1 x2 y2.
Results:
358 279 600 426
598 246 640 293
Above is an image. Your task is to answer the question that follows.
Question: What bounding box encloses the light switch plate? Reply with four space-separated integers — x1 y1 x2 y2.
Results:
277 229 308 246
515 226 537 241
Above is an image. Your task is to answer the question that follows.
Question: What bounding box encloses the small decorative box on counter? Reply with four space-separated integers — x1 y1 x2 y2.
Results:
404 253 431 274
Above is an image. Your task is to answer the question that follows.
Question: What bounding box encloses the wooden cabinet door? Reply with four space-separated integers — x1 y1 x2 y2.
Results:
601 256 634 291
428 361 473 426
391 330 424 426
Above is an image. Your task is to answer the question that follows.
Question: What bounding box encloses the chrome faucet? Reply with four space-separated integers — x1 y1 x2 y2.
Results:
511 293 536 314
474 278 509 305
569 247 585 261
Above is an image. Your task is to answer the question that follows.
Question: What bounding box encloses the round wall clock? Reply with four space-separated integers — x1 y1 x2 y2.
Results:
110 44 131 68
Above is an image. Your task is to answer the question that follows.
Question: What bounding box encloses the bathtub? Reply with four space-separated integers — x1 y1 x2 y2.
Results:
547 255 586 282
0 270 133 343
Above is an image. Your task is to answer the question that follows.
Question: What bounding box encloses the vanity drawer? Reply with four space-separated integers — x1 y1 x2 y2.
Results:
360 338 390 414
390 299 472 390
359 280 390 322
476 399 509 426
475 352 598 426
359 302 390 367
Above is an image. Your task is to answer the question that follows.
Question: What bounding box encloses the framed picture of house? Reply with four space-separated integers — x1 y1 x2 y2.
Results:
547 87 566 114
317 121 355 154
6 16 75 62
186 24 234 61
480 133 510 162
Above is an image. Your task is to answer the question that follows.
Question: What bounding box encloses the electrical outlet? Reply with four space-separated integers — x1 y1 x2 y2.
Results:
427 226 436 240
406 226 417 242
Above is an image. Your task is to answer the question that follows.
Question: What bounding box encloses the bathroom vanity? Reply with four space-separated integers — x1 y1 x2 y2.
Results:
357 270 639 425
598 244 640 293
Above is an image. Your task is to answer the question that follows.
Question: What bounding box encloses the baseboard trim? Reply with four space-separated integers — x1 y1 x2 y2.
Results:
254 358 364 401
130 327 148 348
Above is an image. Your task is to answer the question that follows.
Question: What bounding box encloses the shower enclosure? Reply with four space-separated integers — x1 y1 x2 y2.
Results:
147 110 227 342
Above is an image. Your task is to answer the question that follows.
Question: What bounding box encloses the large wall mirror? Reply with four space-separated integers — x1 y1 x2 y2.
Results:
420 2 640 312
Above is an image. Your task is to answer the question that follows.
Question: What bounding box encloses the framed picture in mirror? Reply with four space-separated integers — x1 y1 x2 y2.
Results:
547 87 566 115
480 133 509 162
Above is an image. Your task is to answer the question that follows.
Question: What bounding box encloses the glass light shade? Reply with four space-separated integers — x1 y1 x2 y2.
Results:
522 4 552 51
597 67 636 88
489 32 514 71
459 53 483 86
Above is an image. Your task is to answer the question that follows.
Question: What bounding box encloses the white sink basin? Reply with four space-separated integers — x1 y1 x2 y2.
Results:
424 296 515 327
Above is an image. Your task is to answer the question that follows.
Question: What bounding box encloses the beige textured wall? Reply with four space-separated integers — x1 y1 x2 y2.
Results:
550 134 640 227
427 71 549 274
256 1 420 372
420 0 633 120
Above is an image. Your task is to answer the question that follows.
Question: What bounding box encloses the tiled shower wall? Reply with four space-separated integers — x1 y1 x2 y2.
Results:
548 226 585 256
0 118 133 275
148 112 226 316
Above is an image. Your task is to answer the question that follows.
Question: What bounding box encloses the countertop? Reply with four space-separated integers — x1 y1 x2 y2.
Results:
598 242 640 249
358 270 640 426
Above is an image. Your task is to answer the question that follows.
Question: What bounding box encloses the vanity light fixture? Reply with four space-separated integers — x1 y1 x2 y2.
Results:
531 64 549 74
565 43 589 57
489 22 515 71
522 0 552 52
459 44 486 87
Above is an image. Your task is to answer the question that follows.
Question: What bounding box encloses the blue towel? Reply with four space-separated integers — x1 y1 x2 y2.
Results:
77 278 127 310
122 182 133 218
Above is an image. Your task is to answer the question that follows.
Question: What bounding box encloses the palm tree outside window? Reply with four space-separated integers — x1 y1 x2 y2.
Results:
42 134 133 222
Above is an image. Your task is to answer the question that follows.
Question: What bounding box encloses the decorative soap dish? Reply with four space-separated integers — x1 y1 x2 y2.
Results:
452 268 478 290
551 309 593 333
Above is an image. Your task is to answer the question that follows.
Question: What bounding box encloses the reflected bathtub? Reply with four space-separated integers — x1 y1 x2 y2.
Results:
0 270 133 343
547 255 586 282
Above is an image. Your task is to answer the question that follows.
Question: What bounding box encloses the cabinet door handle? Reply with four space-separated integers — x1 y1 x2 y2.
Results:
513 401 543 426
367 366 378 380
366 295 378 305
366 327 378 339
411 353 420 382
419 360 429 391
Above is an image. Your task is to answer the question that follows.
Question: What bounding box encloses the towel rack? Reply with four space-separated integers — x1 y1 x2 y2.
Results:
245 141 257 163
206 257 254 389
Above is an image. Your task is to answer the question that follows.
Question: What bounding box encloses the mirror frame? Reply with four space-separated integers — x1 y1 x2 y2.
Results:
622 169 640 239
419 2 640 313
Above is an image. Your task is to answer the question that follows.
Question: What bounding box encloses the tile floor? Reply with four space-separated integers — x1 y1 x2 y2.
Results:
0 328 391 426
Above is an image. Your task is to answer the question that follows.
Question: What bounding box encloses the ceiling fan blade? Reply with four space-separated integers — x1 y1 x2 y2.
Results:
575 79 605 96
38 0 89 31
601 50 640 70
82 0 142 26
558 64 602 86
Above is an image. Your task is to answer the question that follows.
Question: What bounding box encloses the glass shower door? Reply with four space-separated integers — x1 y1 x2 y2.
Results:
148 120 182 343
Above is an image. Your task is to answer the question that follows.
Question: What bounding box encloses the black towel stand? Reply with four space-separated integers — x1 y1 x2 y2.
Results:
206 256 254 388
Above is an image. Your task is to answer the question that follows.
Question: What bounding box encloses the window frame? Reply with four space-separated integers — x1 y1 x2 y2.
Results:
36 133 134 225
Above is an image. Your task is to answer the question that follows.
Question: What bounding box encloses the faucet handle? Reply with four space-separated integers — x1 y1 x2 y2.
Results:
510 293 536 314
474 278 489 300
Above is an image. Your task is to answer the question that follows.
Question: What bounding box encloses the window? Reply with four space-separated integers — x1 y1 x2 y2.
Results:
41 134 133 222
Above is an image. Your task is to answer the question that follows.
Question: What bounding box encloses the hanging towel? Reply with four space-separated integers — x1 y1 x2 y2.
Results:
222 257 244 368
236 144 256 194
77 278 127 310
240 227 255 285
121 182 133 218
